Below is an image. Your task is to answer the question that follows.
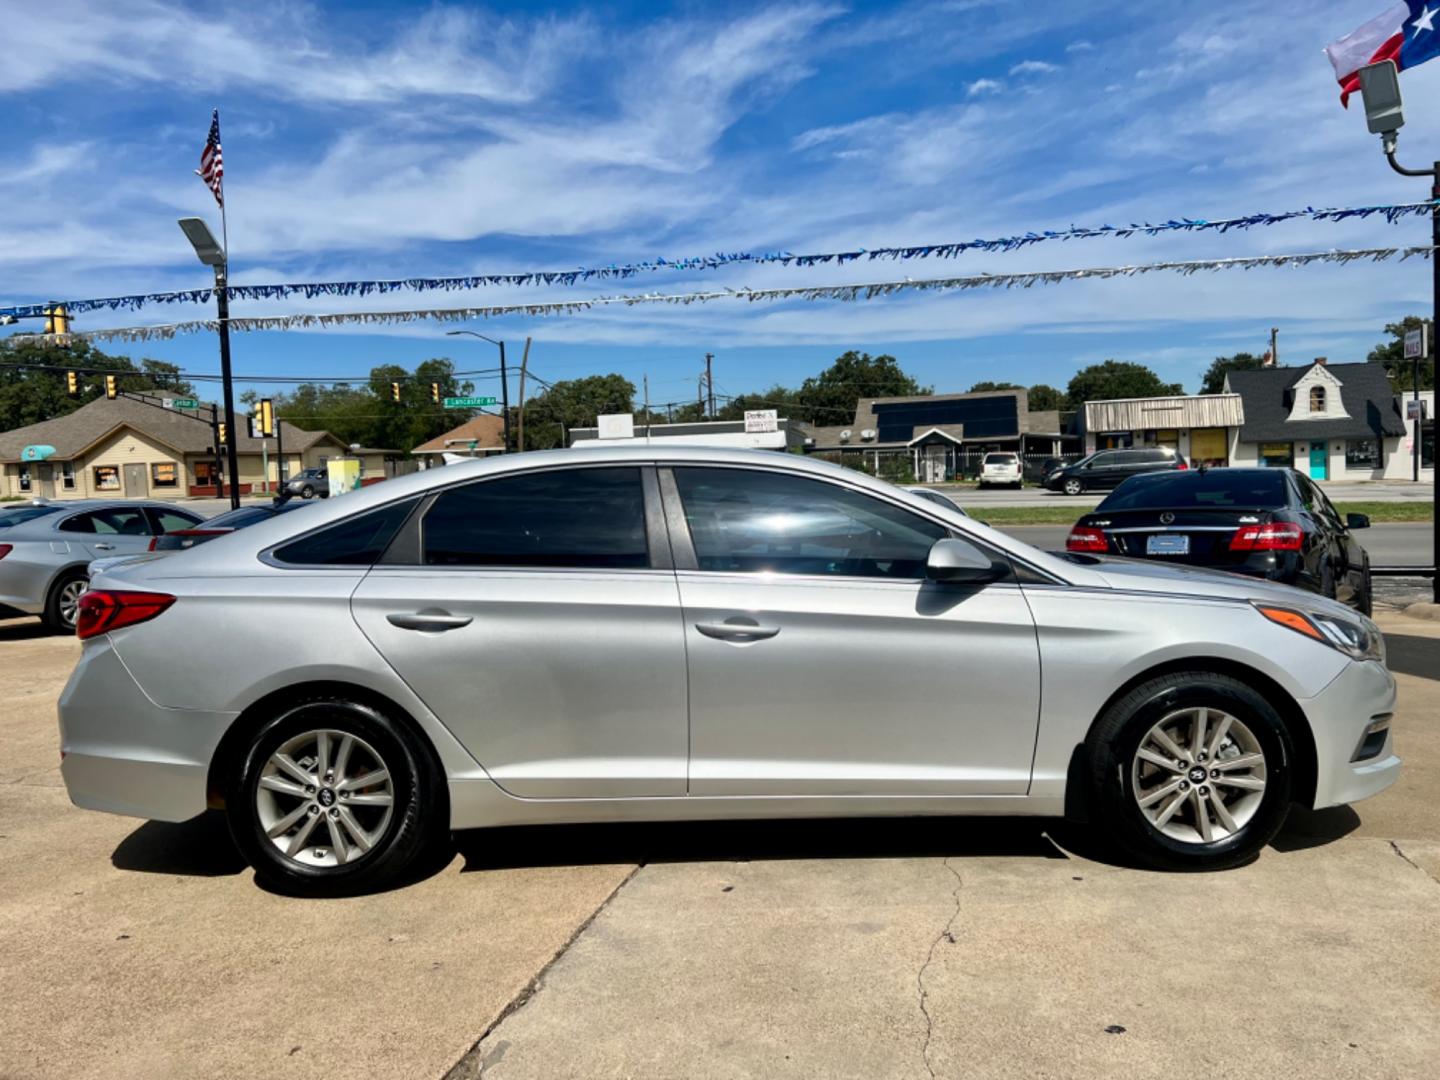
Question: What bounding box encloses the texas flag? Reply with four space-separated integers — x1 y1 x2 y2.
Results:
1326 2 1440 105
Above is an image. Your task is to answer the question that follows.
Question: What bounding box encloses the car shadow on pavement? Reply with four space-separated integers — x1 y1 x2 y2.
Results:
454 816 1097 874
111 810 248 877
1271 804 1362 852
1382 634 1440 681
0 617 56 642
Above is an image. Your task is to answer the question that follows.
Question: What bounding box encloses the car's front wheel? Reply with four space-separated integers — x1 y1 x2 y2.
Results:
300 484 315 499
1063 478 1084 496
1085 673 1293 871
225 697 446 895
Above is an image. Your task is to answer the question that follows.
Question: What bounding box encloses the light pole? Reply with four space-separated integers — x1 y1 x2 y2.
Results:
1358 61 1438 604
178 217 241 510
445 330 510 451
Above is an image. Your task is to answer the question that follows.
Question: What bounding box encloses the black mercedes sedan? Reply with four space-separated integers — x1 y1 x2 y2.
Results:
1065 468 1373 613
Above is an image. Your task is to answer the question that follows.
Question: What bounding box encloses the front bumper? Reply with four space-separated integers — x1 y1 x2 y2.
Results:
1302 658 1401 810
58 637 239 822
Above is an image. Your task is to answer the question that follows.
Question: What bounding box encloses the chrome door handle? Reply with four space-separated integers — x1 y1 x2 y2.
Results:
695 618 780 642
94 543 116 551
386 611 473 632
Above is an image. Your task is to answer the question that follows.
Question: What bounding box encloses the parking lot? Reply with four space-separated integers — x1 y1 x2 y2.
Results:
1 609 1436 1080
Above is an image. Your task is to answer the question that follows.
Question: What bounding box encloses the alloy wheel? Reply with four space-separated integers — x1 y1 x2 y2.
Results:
255 729 395 868
59 578 88 628
1131 707 1266 845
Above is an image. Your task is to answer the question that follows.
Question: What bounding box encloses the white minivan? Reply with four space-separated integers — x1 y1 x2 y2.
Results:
979 451 1023 489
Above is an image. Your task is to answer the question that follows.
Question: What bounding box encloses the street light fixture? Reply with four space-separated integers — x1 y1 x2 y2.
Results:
178 216 241 509
445 330 511 451
1357 60 1438 603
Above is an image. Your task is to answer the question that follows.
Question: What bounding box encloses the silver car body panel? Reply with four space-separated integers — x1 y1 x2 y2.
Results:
58 446 1400 828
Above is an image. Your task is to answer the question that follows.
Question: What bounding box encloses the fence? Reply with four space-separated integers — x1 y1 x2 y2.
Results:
812 449 1083 485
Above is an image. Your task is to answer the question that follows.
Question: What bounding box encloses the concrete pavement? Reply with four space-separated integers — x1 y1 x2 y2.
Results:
2 614 1437 1079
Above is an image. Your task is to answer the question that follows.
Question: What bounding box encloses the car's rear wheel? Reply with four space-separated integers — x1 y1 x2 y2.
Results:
1063 478 1084 496
44 571 88 633
1085 673 1293 871
225 697 445 895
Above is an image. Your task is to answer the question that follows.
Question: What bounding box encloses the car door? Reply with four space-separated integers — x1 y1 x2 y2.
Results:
1297 475 1363 603
57 506 158 560
663 465 1041 797
350 465 690 798
1085 451 1120 488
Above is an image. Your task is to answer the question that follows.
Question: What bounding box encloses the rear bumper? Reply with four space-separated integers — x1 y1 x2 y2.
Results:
58 637 239 822
1302 658 1400 810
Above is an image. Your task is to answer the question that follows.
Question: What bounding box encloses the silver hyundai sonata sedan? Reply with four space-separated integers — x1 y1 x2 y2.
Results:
58 447 1399 894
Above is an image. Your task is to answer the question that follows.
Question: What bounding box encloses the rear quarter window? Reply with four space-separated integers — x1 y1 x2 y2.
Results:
271 499 418 566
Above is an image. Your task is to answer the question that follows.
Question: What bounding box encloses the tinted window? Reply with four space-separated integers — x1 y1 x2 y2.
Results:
422 468 648 569
272 499 417 566
203 507 272 529
1099 471 1286 510
59 508 152 535
148 508 203 533
674 467 946 579
0 505 63 529
1088 453 1117 469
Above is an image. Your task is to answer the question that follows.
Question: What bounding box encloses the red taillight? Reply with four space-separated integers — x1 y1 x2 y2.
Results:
75 590 176 640
0 543 11 560
1176 460 1189 470
1066 526 1109 553
1229 522 1304 552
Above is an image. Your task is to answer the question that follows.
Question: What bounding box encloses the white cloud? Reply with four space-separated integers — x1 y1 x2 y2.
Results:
966 78 1003 96
1009 59 1059 76
1066 40 1096 53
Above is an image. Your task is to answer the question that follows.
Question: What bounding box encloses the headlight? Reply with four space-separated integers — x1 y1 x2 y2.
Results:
1255 604 1384 662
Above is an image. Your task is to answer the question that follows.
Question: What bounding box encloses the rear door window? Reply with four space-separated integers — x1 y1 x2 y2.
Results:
59 508 153 535
421 467 649 569
146 508 204 533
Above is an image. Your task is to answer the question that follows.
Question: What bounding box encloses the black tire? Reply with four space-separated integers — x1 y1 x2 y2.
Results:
300 484 315 499
1063 478 1084 496
1354 564 1374 617
319 491 329 499
1084 672 1294 872
1320 562 1337 601
225 696 446 896
43 569 88 634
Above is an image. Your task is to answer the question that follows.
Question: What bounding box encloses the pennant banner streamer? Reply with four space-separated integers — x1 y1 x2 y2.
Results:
2 201 1436 320
16 245 1432 345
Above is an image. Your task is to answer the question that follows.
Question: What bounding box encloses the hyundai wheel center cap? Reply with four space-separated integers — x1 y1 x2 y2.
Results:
317 788 336 807
1188 766 1208 785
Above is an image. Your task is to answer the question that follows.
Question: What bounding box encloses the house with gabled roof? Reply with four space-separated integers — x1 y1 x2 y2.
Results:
0 394 398 499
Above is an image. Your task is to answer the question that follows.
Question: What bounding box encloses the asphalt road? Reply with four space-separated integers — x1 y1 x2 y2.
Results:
998 521 1435 567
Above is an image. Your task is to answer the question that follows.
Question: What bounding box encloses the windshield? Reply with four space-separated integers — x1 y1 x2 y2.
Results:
1099 471 1287 510
0 505 64 529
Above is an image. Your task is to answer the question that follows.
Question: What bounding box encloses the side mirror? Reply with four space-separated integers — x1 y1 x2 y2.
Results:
1346 513 1371 530
926 538 1004 584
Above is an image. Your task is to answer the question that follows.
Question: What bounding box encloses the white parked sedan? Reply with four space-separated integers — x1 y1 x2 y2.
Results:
58 447 1398 895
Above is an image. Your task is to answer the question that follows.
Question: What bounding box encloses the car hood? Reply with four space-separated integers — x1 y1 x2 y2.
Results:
1091 555 1360 618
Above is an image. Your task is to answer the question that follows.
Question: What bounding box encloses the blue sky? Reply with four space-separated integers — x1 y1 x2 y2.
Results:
2 0 1438 410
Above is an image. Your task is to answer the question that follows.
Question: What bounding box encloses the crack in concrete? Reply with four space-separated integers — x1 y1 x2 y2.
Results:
915 857 963 1080
1390 840 1440 886
442 863 646 1080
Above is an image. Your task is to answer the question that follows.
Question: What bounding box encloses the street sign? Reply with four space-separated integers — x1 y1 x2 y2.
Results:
1408 399 1428 421
168 397 200 410
1404 325 1428 360
744 409 779 433
443 396 497 408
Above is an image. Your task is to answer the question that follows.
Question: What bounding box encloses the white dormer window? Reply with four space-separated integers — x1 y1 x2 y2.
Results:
1309 386 1326 413
1286 363 1349 423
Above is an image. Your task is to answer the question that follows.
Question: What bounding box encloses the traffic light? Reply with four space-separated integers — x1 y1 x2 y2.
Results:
104 374 118 400
431 382 441 405
391 381 402 403
258 398 274 437
66 370 78 397
217 422 228 445
43 303 69 335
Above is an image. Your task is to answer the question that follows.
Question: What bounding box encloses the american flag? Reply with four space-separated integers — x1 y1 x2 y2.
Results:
196 109 223 208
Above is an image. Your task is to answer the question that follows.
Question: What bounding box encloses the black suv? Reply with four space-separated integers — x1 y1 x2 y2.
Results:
1044 447 1187 496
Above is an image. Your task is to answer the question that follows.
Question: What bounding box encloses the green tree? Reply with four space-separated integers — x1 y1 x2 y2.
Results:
967 381 1023 393
522 374 636 450
367 359 475 451
1367 316 1434 392
715 384 801 421
1026 383 1068 411
0 337 197 432
791 351 930 424
1066 360 1184 405
1199 352 1265 394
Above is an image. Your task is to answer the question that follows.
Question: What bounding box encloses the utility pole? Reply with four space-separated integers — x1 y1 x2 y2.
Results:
517 336 531 453
705 353 715 419
643 374 651 443
1270 327 1279 367
498 340 511 452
